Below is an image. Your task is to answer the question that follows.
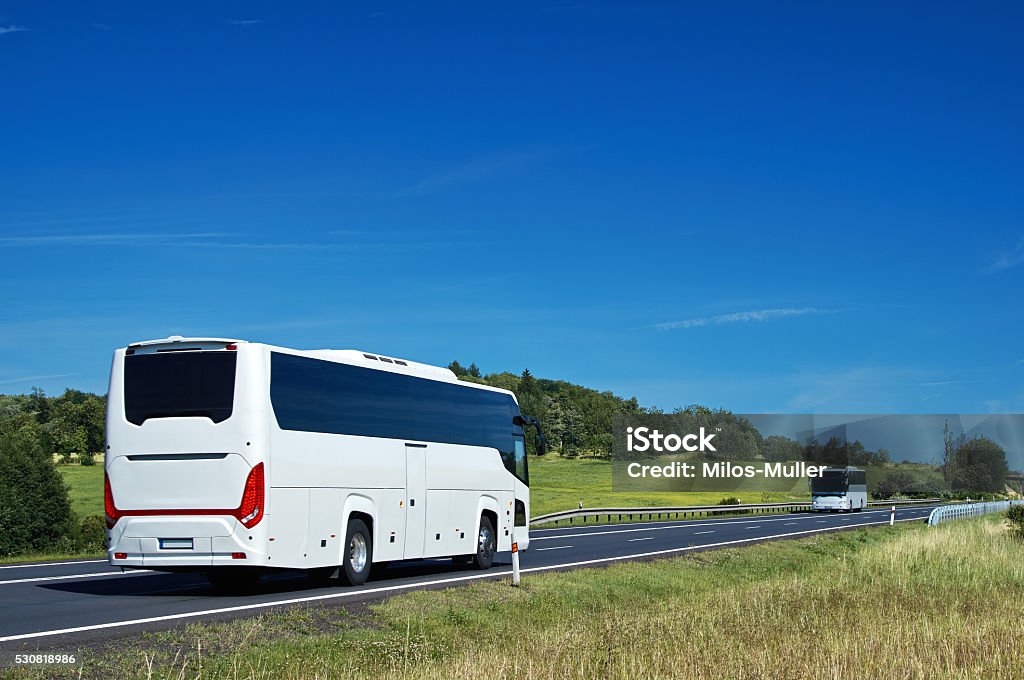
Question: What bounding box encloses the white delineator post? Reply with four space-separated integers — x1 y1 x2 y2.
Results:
511 530 521 587
890 505 896 526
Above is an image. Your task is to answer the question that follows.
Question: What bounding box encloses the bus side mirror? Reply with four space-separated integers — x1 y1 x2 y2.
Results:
516 414 546 456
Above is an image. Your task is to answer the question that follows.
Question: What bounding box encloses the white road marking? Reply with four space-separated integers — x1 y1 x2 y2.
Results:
783 523 797 526
0 559 107 570
627 537 654 542
534 545 573 551
693 531 714 535
0 570 151 586
0 516 925 643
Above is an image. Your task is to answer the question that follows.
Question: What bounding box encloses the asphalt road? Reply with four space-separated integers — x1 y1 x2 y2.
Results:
0 504 938 649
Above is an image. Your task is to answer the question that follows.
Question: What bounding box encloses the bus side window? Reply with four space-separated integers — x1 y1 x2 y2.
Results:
514 436 527 484
514 499 527 526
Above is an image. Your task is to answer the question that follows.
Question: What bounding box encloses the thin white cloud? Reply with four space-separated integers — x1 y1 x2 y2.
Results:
228 19 264 26
655 307 825 331
173 240 449 252
0 233 232 247
0 25 28 35
990 237 1024 272
0 231 462 253
403 148 551 196
0 373 76 386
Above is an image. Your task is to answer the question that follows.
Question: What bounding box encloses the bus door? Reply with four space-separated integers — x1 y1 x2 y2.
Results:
404 443 427 559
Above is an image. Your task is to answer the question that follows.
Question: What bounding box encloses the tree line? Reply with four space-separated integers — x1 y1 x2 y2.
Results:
451 362 1013 496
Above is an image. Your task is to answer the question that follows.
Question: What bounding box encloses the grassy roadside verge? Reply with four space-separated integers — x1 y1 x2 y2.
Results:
0 552 104 566
16 513 1023 679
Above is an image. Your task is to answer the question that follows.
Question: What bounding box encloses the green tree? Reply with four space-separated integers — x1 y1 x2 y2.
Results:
47 399 90 462
447 360 469 378
560 403 585 458
0 414 74 555
942 419 957 481
947 436 1009 493
763 435 803 462
27 387 50 423
875 470 918 499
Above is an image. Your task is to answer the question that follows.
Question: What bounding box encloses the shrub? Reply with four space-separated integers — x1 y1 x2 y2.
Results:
75 515 107 552
1006 505 1024 537
0 416 74 555
874 470 918 499
79 451 96 466
718 497 741 505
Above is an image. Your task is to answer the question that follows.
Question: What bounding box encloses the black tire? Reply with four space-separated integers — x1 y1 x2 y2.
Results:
339 518 372 586
471 515 497 570
206 567 262 593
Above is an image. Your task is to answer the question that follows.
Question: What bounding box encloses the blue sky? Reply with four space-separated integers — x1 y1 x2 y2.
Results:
1 2 1022 413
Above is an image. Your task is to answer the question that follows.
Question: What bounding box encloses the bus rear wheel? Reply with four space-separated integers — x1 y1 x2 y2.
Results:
340 518 372 586
471 515 496 570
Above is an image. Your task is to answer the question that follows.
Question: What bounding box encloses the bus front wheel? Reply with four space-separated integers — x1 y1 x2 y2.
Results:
340 518 372 586
472 515 497 570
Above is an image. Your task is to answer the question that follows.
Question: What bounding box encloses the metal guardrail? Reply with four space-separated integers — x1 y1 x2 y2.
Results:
530 498 942 527
926 500 1024 526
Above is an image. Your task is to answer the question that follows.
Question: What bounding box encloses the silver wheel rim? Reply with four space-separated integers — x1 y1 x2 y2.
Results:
478 524 495 561
349 533 368 573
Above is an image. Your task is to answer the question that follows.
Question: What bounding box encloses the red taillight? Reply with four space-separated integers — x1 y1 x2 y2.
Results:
225 344 237 351
104 472 121 529
103 463 263 528
231 552 246 560
114 552 127 560
235 462 264 528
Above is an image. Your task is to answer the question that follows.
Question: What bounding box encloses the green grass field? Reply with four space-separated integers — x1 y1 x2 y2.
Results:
58 464 104 520
21 513 1022 679
528 455 809 515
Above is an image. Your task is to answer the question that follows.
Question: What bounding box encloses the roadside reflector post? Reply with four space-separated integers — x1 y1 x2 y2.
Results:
511 533 521 587
890 505 895 526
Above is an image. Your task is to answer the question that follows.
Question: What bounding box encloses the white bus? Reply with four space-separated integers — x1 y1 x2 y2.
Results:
809 466 867 512
104 336 541 589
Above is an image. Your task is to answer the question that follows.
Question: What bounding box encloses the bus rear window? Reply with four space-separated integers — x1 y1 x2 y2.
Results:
124 352 237 425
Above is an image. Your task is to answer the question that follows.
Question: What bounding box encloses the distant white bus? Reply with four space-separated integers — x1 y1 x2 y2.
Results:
105 337 541 589
809 466 867 512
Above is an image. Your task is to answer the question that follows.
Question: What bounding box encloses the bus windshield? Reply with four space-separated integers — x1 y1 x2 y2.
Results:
124 352 237 425
810 470 848 494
